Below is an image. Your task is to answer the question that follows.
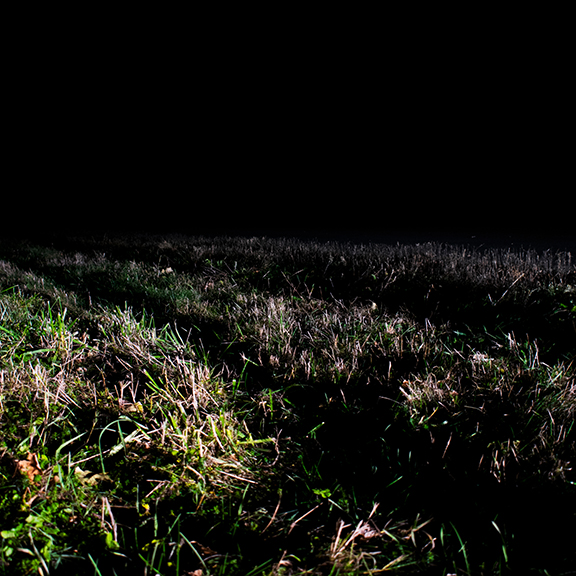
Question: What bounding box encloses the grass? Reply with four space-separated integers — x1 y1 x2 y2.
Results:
0 232 575 575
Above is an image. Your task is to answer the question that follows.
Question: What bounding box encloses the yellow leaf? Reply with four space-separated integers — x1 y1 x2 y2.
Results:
75 467 112 486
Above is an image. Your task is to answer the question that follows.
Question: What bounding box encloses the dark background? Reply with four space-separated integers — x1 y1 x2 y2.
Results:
4 8 574 251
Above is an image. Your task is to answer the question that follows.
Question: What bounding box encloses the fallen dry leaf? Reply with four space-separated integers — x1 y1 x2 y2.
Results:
75 467 112 486
188 541 216 556
16 453 42 484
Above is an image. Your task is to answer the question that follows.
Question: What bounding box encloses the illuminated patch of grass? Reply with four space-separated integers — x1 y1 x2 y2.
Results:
0 233 574 574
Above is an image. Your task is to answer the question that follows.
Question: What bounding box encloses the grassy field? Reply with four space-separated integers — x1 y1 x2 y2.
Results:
0 233 574 575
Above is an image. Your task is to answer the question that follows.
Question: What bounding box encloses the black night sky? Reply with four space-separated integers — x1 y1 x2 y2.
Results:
5 13 574 251
9 194 575 254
